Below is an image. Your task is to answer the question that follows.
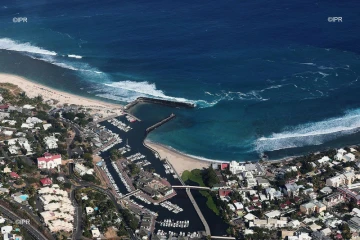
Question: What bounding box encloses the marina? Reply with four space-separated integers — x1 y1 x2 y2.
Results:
107 118 132 132
160 201 183 214
98 112 228 236
159 219 189 228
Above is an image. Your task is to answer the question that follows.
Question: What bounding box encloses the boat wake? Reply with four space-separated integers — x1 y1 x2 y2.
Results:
255 108 360 152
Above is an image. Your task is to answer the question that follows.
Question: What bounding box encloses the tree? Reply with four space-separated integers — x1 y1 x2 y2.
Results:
83 153 93 162
203 167 220 187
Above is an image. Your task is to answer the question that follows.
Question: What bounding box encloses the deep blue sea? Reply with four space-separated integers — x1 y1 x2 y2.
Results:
1 0 360 161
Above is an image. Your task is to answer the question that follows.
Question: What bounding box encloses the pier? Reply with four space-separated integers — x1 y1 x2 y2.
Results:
164 159 211 236
124 97 196 110
119 189 141 199
172 185 211 191
146 113 176 134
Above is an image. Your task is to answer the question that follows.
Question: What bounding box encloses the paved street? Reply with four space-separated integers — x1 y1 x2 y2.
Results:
0 205 48 240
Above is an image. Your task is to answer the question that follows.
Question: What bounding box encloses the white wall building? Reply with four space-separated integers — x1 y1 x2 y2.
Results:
37 153 62 169
229 161 245 174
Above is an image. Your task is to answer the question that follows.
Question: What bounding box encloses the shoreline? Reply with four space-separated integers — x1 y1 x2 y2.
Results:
0 73 123 118
144 140 213 176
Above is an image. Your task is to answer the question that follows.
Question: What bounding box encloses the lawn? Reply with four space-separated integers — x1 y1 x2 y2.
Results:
181 169 219 215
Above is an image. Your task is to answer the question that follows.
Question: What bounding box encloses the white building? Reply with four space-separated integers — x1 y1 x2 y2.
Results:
37 153 62 169
318 156 331 165
43 123 52 130
74 163 94 176
26 117 43 124
39 186 74 233
326 172 356 187
229 161 245 174
44 136 58 149
344 153 356 162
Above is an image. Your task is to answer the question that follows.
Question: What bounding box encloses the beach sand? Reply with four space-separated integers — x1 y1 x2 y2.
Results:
0 73 123 117
145 140 211 176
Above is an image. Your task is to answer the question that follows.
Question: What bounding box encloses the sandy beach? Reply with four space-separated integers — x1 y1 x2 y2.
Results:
0 73 123 117
145 140 211 176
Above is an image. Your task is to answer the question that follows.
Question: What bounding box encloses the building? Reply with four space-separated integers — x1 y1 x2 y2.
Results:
300 200 326 215
322 192 344 207
9 172 20 179
229 161 245 174
74 163 94 176
283 183 300 197
250 217 288 228
348 216 360 231
44 136 58 149
256 177 270 188
37 153 62 169
344 153 356 162
318 156 331 165
337 184 360 205
39 186 74 233
40 178 52 186
91 228 101 238
326 172 355 187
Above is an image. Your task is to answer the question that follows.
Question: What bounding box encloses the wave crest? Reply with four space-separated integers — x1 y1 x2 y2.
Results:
255 109 360 152
0 38 57 56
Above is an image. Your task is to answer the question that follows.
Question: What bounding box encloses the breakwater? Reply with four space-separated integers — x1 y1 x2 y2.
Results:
124 97 196 110
146 113 176 134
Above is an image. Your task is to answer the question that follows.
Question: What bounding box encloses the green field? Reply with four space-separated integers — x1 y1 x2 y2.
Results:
181 169 219 215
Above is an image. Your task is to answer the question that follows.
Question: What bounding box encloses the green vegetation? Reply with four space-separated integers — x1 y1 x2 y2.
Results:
128 163 140 176
181 169 219 215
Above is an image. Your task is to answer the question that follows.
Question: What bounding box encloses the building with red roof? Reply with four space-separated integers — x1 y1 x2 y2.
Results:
37 153 61 169
10 172 20 179
40 178 52 186
0 105 9 111
221 163 229 170
219 189 232 198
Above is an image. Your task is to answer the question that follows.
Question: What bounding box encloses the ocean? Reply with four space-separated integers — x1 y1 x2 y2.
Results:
1 0 360 161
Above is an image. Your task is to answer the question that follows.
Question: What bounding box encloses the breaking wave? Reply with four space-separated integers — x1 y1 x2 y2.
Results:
0 38 57 56
67 54 82 59
255 109 360 152
95 80 281 108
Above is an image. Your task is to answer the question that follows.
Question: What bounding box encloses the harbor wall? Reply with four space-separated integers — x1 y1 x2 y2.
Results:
124 97 196 110
146 113 176 135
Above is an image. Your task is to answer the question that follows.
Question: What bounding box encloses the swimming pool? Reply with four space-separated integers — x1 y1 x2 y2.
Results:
19 195 29 201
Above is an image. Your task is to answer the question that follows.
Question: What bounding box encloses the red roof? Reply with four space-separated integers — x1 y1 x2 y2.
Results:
40 178 52 186
37 154 61 163
219 189 231 197
0 105 9 109
221 163 229 170
280 203 287 209
10 172 20 179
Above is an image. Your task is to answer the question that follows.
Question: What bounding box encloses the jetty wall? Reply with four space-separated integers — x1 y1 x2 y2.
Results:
124 97 196 110
146 113 175 134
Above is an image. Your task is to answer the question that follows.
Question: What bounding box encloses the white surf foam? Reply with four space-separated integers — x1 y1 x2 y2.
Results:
255 108 360 152
68 54 82 59
0 38 57 56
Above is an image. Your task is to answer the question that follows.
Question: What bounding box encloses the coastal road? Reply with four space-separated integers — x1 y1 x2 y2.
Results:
0 205 48 240
70 187 83 240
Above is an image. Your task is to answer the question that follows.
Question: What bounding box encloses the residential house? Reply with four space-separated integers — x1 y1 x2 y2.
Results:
300 200 326 215
326 172 355 187
37 153 62 169
283 183 300 197
229 161 245 174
